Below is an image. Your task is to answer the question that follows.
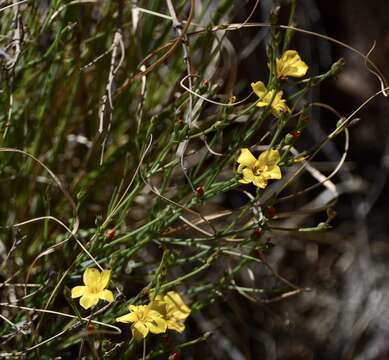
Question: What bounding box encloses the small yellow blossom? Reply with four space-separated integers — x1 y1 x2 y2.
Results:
71 268 114 310
251 81 290 117
150 291 191 333
116 304 167 341
276 50 308 79
228 95 236 104
237 148 282 188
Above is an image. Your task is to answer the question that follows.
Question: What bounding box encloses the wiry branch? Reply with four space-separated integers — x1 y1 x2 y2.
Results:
165 0 195 190
99 2 125 164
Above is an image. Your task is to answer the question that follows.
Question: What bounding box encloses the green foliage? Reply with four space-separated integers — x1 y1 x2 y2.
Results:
0 1 375 358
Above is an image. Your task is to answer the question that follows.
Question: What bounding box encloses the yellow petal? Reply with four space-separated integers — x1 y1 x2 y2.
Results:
98 289 114 303
116 312 138 323
79 294 99 310
276 50 308 78
241 168 255 184
270 91 290 116
257 149 280 168
147 315 167 334
149 299 167 316
237 164 245 174
167 319 185 333
261 90 276 104
71 286 86 299
97 270 111 291
168 309 190 321
150 293 165 303
83 268 100 287
251 81 267 98
255 100 270 108
129 304 147 313
237 149 256 169
264 165 282 180
132 322 149 339
164 292 191 320
164 291 187 306
253 175 268 189
255 89 289 116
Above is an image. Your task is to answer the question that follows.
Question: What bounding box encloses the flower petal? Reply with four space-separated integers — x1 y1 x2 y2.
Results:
79 294 99 310
132 321 149 339
270 91 290 116
148 309 165 319
147 310 167 334
98 289 114 303
265 165 282 180
129 304 147 313
164 292 191 320
71 286 86 299
251 81 267 98
241 168 255 184
253 176 268 189
149 292 163 302
116 312 138 323
237 149 257 169
83 268 100 287
167 319 185 333
237 164 245 174
147 317 167 334
97 270 111 291
276 50 308 78
255 100 270 108
149 299 167 316
238 178 251 184
257 90 289 116
257 149 280 168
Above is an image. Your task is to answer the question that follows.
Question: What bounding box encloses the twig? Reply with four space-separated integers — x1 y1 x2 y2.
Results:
0 0 28 13
166 0 195 191
99 29 125 164
115 1 194 96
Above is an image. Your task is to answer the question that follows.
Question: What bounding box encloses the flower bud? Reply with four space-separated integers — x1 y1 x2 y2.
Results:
265 206 276 219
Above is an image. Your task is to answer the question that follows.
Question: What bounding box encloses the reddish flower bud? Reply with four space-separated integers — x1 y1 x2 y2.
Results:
265 206 276 219
171 353 177 360
87 324 95 335
289 130 301 139
253 228 262 238
105 229 116 241
202 79 209 87
195 186 204 197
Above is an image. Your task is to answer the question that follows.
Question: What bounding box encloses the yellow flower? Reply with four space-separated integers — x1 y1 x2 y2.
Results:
71 268 114 310
150 291 191 333
237 148 282 188
251 81 290 117
276 50 308 79
228 95 236 104
116 304 167 341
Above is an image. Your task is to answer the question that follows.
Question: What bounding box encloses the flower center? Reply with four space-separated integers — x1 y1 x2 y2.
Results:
253 164 267 176
90 287 99 294
137 309 149 321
